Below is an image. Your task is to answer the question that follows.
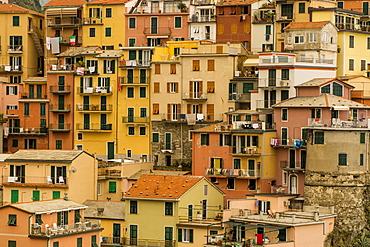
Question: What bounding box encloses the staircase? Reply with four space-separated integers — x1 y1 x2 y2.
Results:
28 26 44 57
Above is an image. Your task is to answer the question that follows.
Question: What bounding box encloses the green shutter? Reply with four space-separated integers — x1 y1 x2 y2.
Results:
267 201 271 210
77 238 82 247
33 190 40 201
152 133 159 142
98 77 101 87
53 191 60 199
57 212 61 226
36 214 43 224
53 242 59 247
10 165 14 176
178 229 182 242
338 153 347 166
109 181 116 193
360 154 364 166
189 229 194 243
104 60 107 74
360 133 366 143
8 241 16 247
80 78 84 93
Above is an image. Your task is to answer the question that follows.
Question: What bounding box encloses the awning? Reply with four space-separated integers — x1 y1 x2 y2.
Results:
243 58 259 66
333 106 349 111
46 8 77 17
147 35 169 39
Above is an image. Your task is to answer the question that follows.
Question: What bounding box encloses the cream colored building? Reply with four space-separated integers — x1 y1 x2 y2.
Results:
0 150 98 205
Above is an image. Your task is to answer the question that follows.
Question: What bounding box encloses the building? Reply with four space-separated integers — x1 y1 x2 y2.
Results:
1 150 98 205
123 174 224 246
188 0 217 42
0 199 102 247
83 200 125 246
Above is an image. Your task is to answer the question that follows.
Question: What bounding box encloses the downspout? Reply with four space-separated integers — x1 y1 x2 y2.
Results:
28 213 35 236
341 32 345 76
115 56 119 158
366 131 369 172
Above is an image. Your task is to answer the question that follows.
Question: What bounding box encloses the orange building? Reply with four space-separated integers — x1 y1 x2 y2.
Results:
0 199 102 247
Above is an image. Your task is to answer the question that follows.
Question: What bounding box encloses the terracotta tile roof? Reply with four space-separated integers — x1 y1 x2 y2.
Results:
44 0 86 7
125 174 203 199
296 78 355 89
128 169 191 180
6 150 87 163
216 0 257 6
88 0 128 5
57 46 101 57
0 3 44 16
284 21 330 30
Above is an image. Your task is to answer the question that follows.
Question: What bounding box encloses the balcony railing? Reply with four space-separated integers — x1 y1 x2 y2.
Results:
2 175 66 185
0 65 22 72
270 138 306 147
178 215 222 224
121 238 175 247
20 93 47 99
49 104 71 112
122 116 149 123
182 92 207 100
143 27 171 35
76 123 112 131
205 168 260 177
76 104 113 112
49 123 71 131
231 147 261 155
280 161 305 170
77 87 112 94
59 36 82 44
308 118 368 128
8 127 48 134
120 59 151 67
98 169 121 177
48 64 75 72
157 113 223 122
258 78 291 87
232 120 274 130
50 85 71 93
47 17 82 26
119 76 148 84
83 17 103 25
31 220 100 237
7 45 23 53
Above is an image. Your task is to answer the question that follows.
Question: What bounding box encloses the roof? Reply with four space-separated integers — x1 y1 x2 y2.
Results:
129 169 191 180
296 78 354 89
0 4 44 16
284 21 330 30
88 0 128 5
95 50 122 58
273 94 370 108
83 200 125 220
2 199 86 214
57 46 101 57
0 154 12 162
6 150 89 163
23 77 48 83
216 0 257 6
125 174 204 200
44 0 86 7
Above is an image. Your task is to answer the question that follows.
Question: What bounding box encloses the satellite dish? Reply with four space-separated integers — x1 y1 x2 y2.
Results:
71 166 77 173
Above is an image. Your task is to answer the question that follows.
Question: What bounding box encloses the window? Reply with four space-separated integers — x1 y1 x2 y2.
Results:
294 35 304 44
248 179 256 190
129 38 136 47
105 27 112 37
282 171 288 185
140 108 147 118
6 86 18 95
322 32 328 43
361 60 366 71
309 33 317 42
8 215 17 226
321 84 330 93
200 134 209 145
53 242 59 247
299 3 305 13
178 229 194 243
127 87 134 98
128 126 135 135
76 145 83 150
8 241 16 247
234 159 241 169
227 178 235 189
152 132 159 142
153 103 159 115
127 149 132 158
77 238 82 247
91 235 98 247
349 35 354 48
33 190 40 201
89 28 96 37
130 200 138 214
282 128 288 145
11 190 18 203
108 181 116 193
349 59 354 71
24 103 30 116
155 64 161 74
167 82 178 93
174 16 182 28
89 8 101 18
25 139 37 149
129 17 136 28
56 140 62 149
13 16 20 26
338 1 343 8
165 202 173 215
40 103 46 116
165 133 172 149
361 133 366 143
314 132 324 144
106 8 112 17
219 134 231 146
53 191 60 199
311 108 322 119
338 153 347 166
353 109 358 119
231 23 237 33
12 139 18 147
210 158 223 169
281 69 289 80
77 133 83 141
207 81 215 93
203 184 208 196
266 25 271 35
104 60 115 74
207 60 215 71
139 126 146 135
282 109 288 121
139 87 146 98
368 37 370 49
218 24 224 34
192 60 200 71
170 64 176 74
10 76 21 84
102 45 114 50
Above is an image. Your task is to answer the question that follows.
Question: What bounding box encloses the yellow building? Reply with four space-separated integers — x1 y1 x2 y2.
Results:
0 150 98 205
123 174 224 246
117 47 153 161
0 4 44 81
83 0 127 49
83 200 125 246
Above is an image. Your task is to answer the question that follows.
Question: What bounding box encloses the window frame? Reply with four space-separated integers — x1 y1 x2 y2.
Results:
105 27 112 37
174 16 182 28
165 201 174 216
106 8 112 18
89 28 96 37
130 200 138 214
200 134 210 146
13 16 20 27
338 153 347 166
281 108 288 121
294 35 304 44
349 35 355 48
129 17 136 29
314 131 324 144
8 214 17 226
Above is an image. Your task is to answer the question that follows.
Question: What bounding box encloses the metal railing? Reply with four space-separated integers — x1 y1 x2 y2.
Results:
77 87 112 94
120 59 151 67
59 36 82 44
2 175 66 185
205 168 260 177
49 104 71 111
280 161 305 169
8 45 23 52
76 123 112 131
119 76 148 84
0 65 22 72
308 118 368 128
20 92 47 99
121 238 175 246
157 113 223 122
122 116 149 123
143 27 171 35
49 123 71 130
258 78 291 87
83 17 102 24
231 147 262 155
47 17 82 26
8 127 48 134
50 85 71 93
270 138 306 147
182 92 207 100
48 64 75 71
76 104 113 111
31 220 100 237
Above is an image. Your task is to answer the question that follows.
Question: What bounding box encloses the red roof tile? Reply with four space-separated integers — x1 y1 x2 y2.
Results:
88 0 128 5
125 174 203 199
44 0 86 7
284 21 330 30
216 0 258 6
0 3 44 16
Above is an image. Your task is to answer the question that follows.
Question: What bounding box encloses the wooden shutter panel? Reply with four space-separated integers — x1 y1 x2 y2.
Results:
190 229 194 243
178 229 182 242
167 104 171 120
207 104 214 121
154 82 160 93
98 77 101 87
177 103 181 120
6 86 9 95
199 81 203 93
14 86 18 95
111 60 115 73
198 104 202 114
208 60 214 71
167 82 170 93
153 103 159 114
104 60 107 74
216 46 223 53
187 104 191 114
189 82 193 97
155 64 160 74
175 82 178 93
10 165 14 176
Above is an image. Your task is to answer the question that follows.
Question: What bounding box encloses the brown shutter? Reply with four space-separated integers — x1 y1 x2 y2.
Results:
177 103 181 120
175 82 179 93
189 82 193 98
154 82 160 93
187 104 191 114
216 46 223 53
167 104 171 120
198 104 203 114
167 82 170 93
207 104 214 121
193 60 200 71
199 81 203 94
155 64 161 74
153 103 159 114
208 60 215 71
170 64 176 74
207 81 215 93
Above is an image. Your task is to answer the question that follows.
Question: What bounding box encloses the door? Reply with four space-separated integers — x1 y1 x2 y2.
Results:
140 69 146 83
83 114 90 129
127 69 134 83
58 114 64 129
301 150 306 169
264 90 269 108
129 225 138 245
268 69 276 86
58 76 65 91
290 175 298 194
142 50 151 66
58 95 65 110
151 17 158 34
100 114 107 129
101 96 107 111
165 227 173 247
37 85 42 98
33 190 40 201
248 159 255 177
289 149 295 168
29 85 34 99
270 90 276 106
188 205 193 222
207 104 214 121
128 108 134 122
107 142 114 159
193 81 200 98
113 223 121 244
83 96 90 110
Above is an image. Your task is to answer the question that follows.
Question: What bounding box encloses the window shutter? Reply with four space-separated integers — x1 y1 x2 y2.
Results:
189 82 193 95
6 86 9 95
190 229 194 243
21 165 25 182
155 64 160 74
104 60 107 74
153 103 159 114
267 201 271 210
10 165 14 176
154 82 160 93
178 229 182 242
220 134 223 146
175 82 179 93
167 82 170 93
107 78 110 87
241 136 245 149
198 104 202 114
167 104 171 120
177 103 181 120
187 104 191 114
64 211 69 224
232 136 236 153
111 60 115 73
199 81 203 93
57 212 61 226
98 77 101 87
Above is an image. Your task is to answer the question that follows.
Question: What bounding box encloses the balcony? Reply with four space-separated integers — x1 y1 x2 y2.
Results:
182 92 207 101
143 27 171 36
30 220 100 237
98 169 121 177
47 17 82 27
48 64 75 72
296 57 334 65
189 15 216 23
119 76 148 84
122 116 149 123
255 99 282 109
2 175 66 185
7 45 23 53
20 93 47 99
49 104 71 112
270 138 306 148
258 78 291 88
178 215 223 225
76 104 113 112
83 17 103 25
231 147 261 156
156 113 223 122
0 65 22 73
120 59 151 67
232 120 274 130
307 118 368 128
59 36 82 45
120 238 175 246
205 168 260 178
50 85 71 93
77 87 112 95
8 127 48 135
76 123 112 131
280 161 305 171
0 114 7 123
228 93 251 102
49 123 71 132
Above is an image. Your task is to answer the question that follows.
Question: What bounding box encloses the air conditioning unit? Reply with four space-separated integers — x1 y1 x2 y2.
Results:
235 71 241 77
284 200 291 206
280 80 289 87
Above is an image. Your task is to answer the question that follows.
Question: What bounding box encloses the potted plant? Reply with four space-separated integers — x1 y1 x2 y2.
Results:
177 2 187 12
215 213 222 221
211 15 216 20
264 10 275 21
75 61 85 67
196 211 202 220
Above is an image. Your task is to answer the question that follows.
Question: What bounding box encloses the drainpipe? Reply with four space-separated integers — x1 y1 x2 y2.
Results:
115 57 119 159
366 132 369 172
28 213 35 236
